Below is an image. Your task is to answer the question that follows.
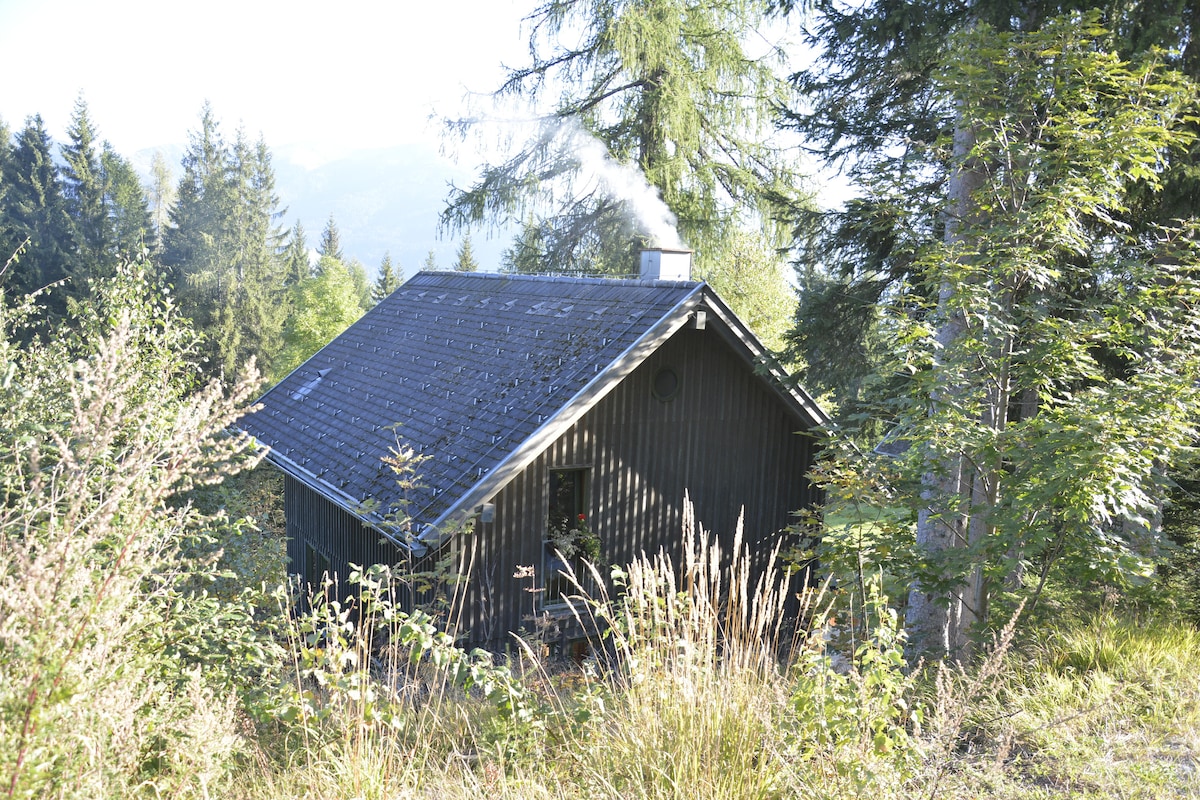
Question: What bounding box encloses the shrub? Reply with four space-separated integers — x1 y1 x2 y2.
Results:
0 261 268 798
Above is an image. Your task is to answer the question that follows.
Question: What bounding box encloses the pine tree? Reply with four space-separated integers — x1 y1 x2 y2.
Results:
319 214 344 261
223 131 289 375
101 144 155 260
161 106 289 377
282 220 312 287
780 0 1200 409
422 249 438 271
0 117 13 262
371 251 401 302
800 12 1200 657
2 115 74 321
162 104 229 299
454 233 479 272
61 97 109 272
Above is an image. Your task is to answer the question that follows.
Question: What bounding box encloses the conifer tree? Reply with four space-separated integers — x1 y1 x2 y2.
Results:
101 143 155 259
224 131 289 374
162 104 229 295
61 97 108 272
780 0 1200 409
58 101 156 282
799 12 1200 658
422 249 438 271
161 105 289 377
442 0 810 277
1 115 74 321
282 220 312 287
0 117 12 258
371 251 401 302
319 214 344 261
453 233 479 272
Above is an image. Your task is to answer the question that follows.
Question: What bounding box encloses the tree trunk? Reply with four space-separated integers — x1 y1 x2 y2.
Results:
905 113 988 660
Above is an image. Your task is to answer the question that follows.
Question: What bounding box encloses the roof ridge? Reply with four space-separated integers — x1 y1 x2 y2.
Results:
411 270 701 289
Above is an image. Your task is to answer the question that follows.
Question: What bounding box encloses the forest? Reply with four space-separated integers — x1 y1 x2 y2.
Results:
2 0 1200 797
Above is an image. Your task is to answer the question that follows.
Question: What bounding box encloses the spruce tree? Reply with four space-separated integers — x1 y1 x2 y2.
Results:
0 117 12 261
282 220 312 287
162 103 229 301
101 144 156 260
2 115 73 321
779 0 1200 409
161 106 289 378
422 249 438 271
371 251 401 302
453 233 479 272
61 97 109 273
785 6 1200 657
223 131 289 376
319 214 344 261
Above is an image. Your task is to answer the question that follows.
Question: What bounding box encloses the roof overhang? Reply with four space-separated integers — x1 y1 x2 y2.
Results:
258 446 418 550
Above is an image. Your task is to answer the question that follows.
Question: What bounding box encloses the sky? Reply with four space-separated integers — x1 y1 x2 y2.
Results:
0 0 844 271
0 0 535 268
0 0 528 161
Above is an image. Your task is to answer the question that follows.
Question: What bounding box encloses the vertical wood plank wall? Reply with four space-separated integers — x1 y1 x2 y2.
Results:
450 325 820 646
285 476 418 604
287 324 821 648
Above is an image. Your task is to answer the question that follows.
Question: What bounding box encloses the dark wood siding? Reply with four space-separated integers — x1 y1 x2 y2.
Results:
285 475 409 602
284 323 820 649
455 324 820 647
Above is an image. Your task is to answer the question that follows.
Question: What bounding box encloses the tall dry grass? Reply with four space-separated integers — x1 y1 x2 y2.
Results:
236 502 926 800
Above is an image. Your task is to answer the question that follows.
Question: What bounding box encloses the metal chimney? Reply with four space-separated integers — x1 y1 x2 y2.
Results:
639 248 693 281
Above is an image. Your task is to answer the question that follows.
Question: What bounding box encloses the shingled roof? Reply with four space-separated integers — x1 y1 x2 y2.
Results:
239 271 826 551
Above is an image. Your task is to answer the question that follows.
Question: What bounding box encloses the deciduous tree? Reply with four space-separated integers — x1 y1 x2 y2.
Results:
275 254 365 380
147 149 175 248
817 14 1200 658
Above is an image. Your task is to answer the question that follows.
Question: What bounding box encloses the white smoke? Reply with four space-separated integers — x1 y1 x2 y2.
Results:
557 119 686 250
450 106 686 250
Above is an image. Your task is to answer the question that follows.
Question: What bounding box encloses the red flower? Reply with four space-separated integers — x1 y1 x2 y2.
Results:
577 513 587 522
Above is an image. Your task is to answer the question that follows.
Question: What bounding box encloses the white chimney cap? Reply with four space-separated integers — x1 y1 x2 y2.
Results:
639 248 692 281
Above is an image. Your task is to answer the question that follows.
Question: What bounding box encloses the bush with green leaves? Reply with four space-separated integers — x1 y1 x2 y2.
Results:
788 588 922 796
0 257 275 798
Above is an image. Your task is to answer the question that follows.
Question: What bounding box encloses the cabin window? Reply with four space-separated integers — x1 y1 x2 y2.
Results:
543 468 595 606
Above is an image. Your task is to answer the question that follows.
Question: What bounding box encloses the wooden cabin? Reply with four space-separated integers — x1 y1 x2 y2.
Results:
238 250 828 648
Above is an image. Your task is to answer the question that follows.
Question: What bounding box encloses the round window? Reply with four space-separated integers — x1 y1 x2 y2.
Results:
652 367 680 401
